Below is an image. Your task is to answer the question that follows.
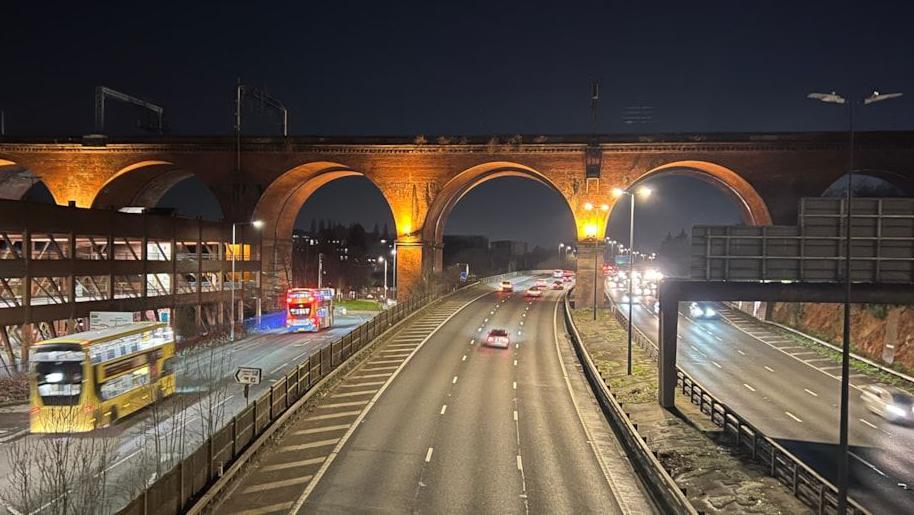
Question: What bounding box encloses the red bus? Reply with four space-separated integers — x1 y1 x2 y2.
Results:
286 288 334 332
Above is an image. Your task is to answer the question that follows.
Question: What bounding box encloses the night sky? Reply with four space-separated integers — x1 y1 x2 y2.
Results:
6 0 913 253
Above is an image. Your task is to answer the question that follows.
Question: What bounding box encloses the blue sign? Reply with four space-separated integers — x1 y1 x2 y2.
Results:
459 271 468 282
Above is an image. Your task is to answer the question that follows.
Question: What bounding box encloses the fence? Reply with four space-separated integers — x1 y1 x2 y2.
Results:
119 270 539 515
605 299 870 515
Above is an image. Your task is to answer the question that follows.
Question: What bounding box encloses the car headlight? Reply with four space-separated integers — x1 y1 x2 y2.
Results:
704 307 716 317
886 404 907 417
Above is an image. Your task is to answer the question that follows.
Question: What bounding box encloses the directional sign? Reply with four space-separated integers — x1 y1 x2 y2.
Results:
234 367 262 385
459 271 468 282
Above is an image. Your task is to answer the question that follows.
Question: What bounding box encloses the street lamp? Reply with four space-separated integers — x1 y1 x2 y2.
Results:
379 256 387 301
612 186 652 375
390 246 397 300
558 243 565 265
230 219 264 342
808 89 903 514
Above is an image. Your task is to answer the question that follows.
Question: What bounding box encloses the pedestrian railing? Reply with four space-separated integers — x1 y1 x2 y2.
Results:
605 298 870 515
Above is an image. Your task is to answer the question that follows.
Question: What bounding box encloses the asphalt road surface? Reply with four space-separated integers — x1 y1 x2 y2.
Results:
608 287 914 514
218 276 652 514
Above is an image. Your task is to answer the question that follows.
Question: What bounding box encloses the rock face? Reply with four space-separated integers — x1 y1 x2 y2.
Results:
770 302 914 375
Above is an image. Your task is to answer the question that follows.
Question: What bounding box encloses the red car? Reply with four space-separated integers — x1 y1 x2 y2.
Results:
551 280 564 290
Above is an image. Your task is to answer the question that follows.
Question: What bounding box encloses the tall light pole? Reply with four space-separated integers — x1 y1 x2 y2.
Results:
558 243 565 266
317 253 323 288
808 89 902 514
613 186 652 375
391 245 397 300
379 256 388 300
230 219 264 342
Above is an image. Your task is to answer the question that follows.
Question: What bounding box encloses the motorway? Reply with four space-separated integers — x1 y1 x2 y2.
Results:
218 276 653 514
0 311 373 511
608 286 914 514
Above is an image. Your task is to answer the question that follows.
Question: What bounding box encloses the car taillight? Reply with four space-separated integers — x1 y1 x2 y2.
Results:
487 336 494 343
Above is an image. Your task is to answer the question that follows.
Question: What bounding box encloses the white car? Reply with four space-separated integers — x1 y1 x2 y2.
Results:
861 384 914 424
485 329 510 349
689 302 718 319
524 287 543 298
535 279 549 289
553 269 564 279
498 280 513 292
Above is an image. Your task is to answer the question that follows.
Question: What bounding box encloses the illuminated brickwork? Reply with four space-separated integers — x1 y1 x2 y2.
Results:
3 133 914 302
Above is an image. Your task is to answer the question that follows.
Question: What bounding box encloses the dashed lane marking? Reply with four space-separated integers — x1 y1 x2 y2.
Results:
804 389 818 397
425 447 434 462
440 405 447 415
860 418 878 430
743 383 756 392
764 366 774 372
785 411 803 423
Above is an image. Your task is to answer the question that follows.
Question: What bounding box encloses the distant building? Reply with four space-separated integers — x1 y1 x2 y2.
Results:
443 234 491 275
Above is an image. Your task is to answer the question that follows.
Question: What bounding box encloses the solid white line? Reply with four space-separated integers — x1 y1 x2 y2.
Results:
737 350 746 356
425 447 434 462
281 439 340 451
242 475 313 494
516 454 523 471
743 383 756 392
850 451 886 476
261 457 325 472
319 400 369 409
307 410 363 421
859 418 878 430
513 410 518 421
289 289 493 514
105 449 141 472
764 366 774 372
785 411 803 423
270 364 285 374
804 388 818 397
294 424 349 435
440 405 447 415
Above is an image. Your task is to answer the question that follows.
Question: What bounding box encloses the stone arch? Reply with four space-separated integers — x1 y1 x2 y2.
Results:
626 160 773 226
0 158 60 203
422 161 574 244
91 160 215 210
253 161 396 245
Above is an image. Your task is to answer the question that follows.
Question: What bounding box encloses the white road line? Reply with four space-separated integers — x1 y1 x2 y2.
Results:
242 475 313 494
516 455 523 471
229 500 295 514
513 381 517 390
261 457 325 472
764 366 774 372
270 364 285 374
440 404 447 415
462 355 467 361
737 349 746 356
319 400 369 409
339 380 385 388
850 451 886 477
105 449 141 472
785 411 803 423
281 438 340 451
804 388 818 397
859 418 878 429
711 361 722 369
306 410 362 421
294 424 349 435
743 383 756 392
425 447 434 462
513 410 518 421
514 359 518 366
452 376 458 384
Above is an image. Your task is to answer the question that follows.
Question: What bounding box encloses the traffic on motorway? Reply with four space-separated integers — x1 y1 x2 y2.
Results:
605 268 914 513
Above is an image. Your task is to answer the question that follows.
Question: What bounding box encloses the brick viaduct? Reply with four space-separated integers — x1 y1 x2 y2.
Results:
2 132 914 307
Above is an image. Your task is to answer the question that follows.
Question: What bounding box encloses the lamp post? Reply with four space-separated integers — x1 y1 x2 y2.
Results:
808 89 903 514
317 253 323 288
230 219 264 342
378 256 388 301
613 186 652 375
391 246 397 300
558 243 565 266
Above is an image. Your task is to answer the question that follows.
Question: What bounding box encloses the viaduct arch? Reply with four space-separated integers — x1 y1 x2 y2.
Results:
2 133 913 305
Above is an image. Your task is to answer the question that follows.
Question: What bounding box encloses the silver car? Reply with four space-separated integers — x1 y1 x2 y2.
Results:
861 384 914 424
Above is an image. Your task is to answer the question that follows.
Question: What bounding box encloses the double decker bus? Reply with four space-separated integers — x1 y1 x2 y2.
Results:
286 288 334 332
30 322 176 433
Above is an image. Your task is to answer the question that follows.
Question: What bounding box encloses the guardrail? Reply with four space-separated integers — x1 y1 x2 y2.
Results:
605 298 870 515
562 293 696 514
120 271 542 515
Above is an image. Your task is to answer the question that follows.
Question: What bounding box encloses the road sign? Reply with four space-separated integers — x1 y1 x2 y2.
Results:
234 367 262 385
89 311 134 330
459 271 468 282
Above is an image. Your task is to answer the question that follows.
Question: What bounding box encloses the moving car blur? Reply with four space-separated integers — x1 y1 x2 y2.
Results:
485 328 511 349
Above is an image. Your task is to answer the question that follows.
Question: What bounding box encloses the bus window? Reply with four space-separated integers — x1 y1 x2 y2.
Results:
32 345 84 406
